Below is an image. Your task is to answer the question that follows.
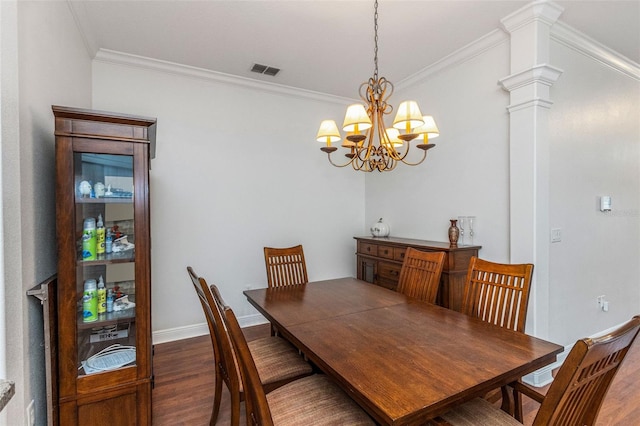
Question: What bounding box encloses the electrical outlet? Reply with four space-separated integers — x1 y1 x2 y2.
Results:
27 400 35 426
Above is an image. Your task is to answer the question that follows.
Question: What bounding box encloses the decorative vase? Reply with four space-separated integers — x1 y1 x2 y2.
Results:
370 218 390 237
448 219 459 247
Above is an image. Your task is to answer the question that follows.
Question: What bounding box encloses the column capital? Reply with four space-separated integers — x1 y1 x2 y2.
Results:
499 64 563 92
501 0 564 34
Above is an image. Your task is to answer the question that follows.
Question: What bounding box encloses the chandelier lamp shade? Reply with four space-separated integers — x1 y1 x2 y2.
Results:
315 0 439 172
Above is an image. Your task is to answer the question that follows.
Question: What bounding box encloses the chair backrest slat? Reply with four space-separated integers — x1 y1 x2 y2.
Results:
223 305 275 426
534 315 640 425
396 248 446 304
264 245 308 288
187 267 242 395
461 257 533 333
187 266 221 367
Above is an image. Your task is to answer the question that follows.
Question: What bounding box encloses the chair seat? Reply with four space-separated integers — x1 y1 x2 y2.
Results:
440 398 520 425
267 375 375 425
249 336 313 389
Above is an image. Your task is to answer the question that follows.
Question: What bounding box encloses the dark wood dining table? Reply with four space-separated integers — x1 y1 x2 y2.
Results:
244 277 563 425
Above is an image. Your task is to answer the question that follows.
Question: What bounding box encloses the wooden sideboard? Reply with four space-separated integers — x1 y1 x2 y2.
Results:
354 236 481 312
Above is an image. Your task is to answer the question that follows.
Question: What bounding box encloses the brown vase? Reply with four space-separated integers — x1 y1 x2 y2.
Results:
448 219 459 247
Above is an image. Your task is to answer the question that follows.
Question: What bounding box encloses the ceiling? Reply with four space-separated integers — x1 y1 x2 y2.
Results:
70 0 639 98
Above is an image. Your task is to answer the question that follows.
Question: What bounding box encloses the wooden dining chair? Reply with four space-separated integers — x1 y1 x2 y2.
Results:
461 256 534 333
264 245 308 288
186 267 313 426
437 315 640 425
221 302 376 426
396 248 446 304
460 256 534 411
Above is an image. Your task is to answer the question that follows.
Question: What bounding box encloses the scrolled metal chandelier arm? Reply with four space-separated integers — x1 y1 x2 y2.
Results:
314 0 439 172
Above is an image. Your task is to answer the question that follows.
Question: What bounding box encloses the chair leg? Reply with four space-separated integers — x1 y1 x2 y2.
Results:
210 368 223 426
230 389 241 426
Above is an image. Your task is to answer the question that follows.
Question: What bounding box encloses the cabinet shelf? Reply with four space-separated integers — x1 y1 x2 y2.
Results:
75 197 133 204
76 251 135 266
77 308 136 330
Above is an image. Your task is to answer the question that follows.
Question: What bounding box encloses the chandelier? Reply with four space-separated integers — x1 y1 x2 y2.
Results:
315 0 439 172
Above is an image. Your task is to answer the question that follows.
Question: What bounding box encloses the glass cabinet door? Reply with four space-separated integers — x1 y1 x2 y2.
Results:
74 153 138 377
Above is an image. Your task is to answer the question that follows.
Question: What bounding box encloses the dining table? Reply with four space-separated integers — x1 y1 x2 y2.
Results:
244 277 563 425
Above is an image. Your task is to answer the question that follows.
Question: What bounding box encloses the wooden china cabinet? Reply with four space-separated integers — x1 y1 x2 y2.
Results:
354 236 481 311
53 106 156 426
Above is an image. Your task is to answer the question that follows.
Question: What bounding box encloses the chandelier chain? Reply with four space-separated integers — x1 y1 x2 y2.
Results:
373 0 379 81
316 0 437 172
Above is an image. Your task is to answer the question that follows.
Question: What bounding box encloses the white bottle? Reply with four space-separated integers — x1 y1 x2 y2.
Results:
96 214 106 256
97 275 106 315
82 218 97 260
105 229 113 254
82 279 98 322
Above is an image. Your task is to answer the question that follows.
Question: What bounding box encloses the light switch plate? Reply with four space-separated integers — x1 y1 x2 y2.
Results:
551 228 562 243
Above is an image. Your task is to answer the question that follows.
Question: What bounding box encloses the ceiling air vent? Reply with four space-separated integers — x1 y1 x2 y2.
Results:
251 63 280 77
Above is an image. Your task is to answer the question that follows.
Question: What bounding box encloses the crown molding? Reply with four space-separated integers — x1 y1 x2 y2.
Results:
66 0 98 58
551 21 640 81
398 3 637 90
93 49 356 106
396 29 509 91
500 0 564 34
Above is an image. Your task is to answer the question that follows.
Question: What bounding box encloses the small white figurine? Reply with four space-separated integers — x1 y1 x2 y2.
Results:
79 180 92 198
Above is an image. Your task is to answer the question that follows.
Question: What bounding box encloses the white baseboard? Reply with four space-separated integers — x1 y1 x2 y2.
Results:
152 322 210 345
152 313 269 345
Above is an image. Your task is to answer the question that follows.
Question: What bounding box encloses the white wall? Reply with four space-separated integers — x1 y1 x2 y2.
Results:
365 41 511 263
3 6 637 425
365 20 640 348
1 0 91 424
91 57 364 339
548 42 640 344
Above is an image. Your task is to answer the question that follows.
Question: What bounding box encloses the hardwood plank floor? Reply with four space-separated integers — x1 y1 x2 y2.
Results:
152 324 640 425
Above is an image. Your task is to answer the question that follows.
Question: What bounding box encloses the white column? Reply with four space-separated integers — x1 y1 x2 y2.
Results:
499 1 563 341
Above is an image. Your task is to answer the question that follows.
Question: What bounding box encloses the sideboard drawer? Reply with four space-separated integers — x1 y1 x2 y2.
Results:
378 245 394 260
358 242 378 256
393 247 407 262
378 261 401 282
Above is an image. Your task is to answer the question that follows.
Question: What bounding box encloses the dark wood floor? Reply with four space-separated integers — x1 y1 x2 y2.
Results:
152 324 640 425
